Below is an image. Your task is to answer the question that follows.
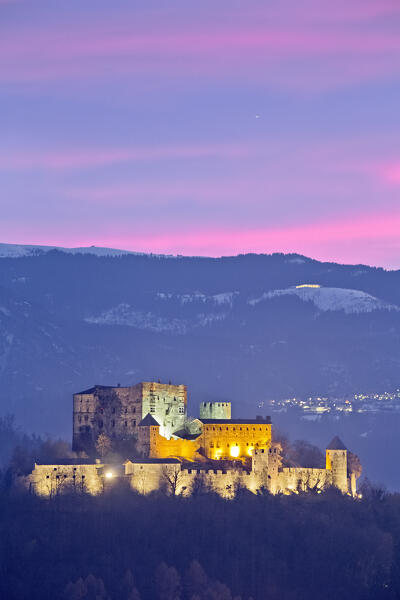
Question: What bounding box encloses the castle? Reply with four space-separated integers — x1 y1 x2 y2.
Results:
29 381 361 498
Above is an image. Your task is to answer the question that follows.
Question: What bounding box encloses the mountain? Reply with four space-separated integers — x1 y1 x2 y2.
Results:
0 244 399 436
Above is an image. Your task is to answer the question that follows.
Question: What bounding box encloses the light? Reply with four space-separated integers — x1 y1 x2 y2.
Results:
247 446 254 456
230 445 240 458
105 471 113 479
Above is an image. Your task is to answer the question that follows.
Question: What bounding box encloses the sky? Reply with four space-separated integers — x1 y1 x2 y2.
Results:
1 0 400 268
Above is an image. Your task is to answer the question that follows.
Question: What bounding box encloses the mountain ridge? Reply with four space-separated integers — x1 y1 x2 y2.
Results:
0 248 399 436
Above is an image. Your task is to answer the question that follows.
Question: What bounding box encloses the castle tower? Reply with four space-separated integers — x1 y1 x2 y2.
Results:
326 436 348 494
199 401 231 420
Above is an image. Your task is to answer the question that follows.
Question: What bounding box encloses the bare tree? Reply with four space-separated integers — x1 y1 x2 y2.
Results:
161 464 185 496
96 433 112 458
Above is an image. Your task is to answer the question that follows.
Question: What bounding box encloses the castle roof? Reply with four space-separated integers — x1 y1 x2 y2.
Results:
35 458 98 466
172 429 201 441
124 458 180 464
75 384 129 395
327 436 347 450
138 413 160 427
199 417 271 425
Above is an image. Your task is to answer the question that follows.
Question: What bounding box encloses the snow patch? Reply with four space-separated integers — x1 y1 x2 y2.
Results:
85 303 229 333
156 291 238 306
249 286 399 314
85 304 188 334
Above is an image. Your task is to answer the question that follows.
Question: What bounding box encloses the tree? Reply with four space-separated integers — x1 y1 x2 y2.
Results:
185 560 209 599
63 574 109 600
156 562 181 600
161 464 185 496
96 433 112 458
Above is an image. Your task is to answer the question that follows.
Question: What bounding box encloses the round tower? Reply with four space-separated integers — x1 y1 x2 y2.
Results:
326 436 348 494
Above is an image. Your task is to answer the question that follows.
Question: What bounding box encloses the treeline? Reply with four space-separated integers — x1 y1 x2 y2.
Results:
0 479 399 600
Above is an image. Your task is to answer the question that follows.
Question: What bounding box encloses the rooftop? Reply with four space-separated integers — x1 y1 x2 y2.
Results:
138 413 160 427
199 417 271 425
327 436 347 450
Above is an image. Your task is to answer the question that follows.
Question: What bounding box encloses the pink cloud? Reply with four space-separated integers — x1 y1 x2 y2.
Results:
0 143 248 170
5 212 398 267
1 7 399 88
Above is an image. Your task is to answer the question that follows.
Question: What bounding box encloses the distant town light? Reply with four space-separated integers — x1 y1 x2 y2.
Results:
105 471 113 479
296 284 321 289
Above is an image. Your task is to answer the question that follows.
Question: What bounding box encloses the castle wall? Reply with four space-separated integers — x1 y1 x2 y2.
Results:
199 420 271 461
199 402 231 420
278 468 332 494
29 463 104 496
137 425 199 460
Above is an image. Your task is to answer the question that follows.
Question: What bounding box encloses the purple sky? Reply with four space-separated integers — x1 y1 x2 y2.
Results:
1 0 400 267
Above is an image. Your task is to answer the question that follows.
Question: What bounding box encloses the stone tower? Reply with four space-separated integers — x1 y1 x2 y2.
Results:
326 436 348 494
199 401 231 420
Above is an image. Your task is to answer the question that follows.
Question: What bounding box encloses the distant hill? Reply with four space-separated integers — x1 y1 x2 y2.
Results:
0 244 399 435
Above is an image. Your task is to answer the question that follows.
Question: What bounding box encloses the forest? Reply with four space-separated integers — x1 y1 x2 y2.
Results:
0 415 399 600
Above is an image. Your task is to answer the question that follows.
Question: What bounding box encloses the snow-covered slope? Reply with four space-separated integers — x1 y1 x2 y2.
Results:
0 243 174 258
85 303 228 333
157 291 238 306
249 286 399 314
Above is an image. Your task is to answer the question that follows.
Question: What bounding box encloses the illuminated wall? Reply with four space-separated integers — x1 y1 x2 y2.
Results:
198 419 272 461
137 423 199 460
29 463 104 496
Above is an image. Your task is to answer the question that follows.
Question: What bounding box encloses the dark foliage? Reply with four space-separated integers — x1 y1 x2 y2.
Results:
0 479 399 600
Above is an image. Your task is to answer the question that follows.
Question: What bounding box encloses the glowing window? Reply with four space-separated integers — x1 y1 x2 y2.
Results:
230 446 240 458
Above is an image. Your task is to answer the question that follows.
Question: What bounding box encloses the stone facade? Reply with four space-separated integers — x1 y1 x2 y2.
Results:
199 402 231 420
29 461 104 496
73 381 187 453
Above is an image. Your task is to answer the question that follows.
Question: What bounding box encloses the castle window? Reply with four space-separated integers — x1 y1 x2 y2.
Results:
233 427 235 431
219 427 222 431
111 420 115 427
240 427 242 431
125 408 128 414
84 415 88 422
132 407 136 414
112 407 116 414
78 416 82 423
150 406 155 413
178 406 184 414
132 420 136 426
124 421 127 427
213 427 215 431
99 420 103 428
53 467 57 471
100 408 104 414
